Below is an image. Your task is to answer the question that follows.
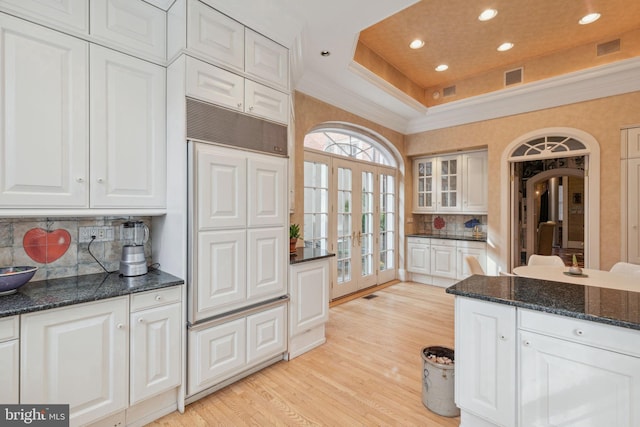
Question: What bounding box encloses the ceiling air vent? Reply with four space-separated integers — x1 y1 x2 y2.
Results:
597 39 621 56
504 67 523 86
443 85 456 97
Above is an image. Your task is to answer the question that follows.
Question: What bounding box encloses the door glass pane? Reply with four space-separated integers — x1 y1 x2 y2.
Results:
303 160 329 251
379 173 395 271
337 167 353 284
361 171 374 277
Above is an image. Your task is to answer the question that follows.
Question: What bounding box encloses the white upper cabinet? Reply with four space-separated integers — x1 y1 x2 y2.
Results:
414 150 487 214
0 0 89 34
245 28 289 91
186 56 244 111
462 151 488 213
185 0 244 72
90 0 167 63
244 79 289 124
90 45 166 208
169 0 289 93
0 15 89 208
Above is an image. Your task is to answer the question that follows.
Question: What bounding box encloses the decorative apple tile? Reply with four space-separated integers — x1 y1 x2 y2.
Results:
23 227 72 264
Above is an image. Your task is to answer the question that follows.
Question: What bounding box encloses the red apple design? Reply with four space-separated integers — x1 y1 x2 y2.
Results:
433 216 446 230
23 228 71 264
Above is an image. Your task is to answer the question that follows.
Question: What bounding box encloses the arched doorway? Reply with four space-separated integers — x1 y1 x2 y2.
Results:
303 123 403 300
500 128 600 271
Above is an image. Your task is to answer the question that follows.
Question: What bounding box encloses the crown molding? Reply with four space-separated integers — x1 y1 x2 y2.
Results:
405 57 640 134
295 70 412 133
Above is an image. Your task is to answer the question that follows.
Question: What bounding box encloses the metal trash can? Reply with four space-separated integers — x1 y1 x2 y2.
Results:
421 346 460 417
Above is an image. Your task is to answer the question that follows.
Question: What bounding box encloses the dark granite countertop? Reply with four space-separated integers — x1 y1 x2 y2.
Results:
407 233 487 242
0 269 184 318
290 247 335 265
447 275 640 330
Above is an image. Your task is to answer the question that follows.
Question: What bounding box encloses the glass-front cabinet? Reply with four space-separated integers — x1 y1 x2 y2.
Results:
414 154 462 213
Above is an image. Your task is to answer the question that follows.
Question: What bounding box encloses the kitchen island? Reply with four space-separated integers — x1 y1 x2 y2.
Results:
446 275 640 427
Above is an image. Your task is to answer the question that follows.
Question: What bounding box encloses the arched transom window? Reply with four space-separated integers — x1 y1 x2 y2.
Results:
510 135 589 160
304 126 396 167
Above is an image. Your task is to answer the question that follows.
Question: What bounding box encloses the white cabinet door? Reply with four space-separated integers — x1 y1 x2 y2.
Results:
462 151 488 213
247 155 287 227
196 143 247 230
289 259 329 337
247 227 286 301
0 340 18 404
90 45 166 208
186 56 244 112
246 304 286 364
244 80 289 124
407 239 430 274
519 330 640 427
0 14 88 207
628 158 640 265
90 0 166 62
21 297 128 427
0 0 89 34
430 242 457 279
186 0 244 72
0 315 19 404
414 158 435 212
187 318 246 396
196 229 247 319
245 28 288 90
130 302 181 405
457 243 487 279
455 297 516 427
436 154 462 212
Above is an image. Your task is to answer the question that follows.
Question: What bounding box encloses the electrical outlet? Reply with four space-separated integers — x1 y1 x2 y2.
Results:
79 226 114 243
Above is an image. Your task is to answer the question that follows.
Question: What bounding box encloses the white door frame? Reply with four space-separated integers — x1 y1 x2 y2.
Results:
500 127 600 273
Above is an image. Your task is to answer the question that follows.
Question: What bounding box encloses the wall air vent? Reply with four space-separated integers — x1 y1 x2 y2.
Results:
443 85 456 97
504 67 523 86
597 39 621 56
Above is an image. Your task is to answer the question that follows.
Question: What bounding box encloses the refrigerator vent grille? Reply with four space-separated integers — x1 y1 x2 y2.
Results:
186 98 287 156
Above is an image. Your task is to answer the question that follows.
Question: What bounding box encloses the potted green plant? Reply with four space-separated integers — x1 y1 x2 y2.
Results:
289 223 301 253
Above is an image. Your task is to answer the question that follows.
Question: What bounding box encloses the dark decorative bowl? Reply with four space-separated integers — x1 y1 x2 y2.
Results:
0 266 38 296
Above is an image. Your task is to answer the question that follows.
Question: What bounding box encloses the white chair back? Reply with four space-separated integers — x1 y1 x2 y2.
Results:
465 256 485 275
610 262 640 277
527 254 565 267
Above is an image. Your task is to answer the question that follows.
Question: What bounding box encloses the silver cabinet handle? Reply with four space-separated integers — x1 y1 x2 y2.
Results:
237 102 242 108
523 340 531 347
575 329 584 336
117 323 124 329
97 178 104 183
76 177 84 183
138 318 145 323
155 295 162 301
500 334 507 341
249 106 254 111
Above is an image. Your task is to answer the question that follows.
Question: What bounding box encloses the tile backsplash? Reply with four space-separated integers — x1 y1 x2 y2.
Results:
0 217 152 281
413 214 488 237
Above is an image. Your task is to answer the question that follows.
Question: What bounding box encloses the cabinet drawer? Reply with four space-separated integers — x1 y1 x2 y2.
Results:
519 308 640 357
430 238 456 247
0 316 19 341
407 237 429 245
131 286 182 312
457 240 486 250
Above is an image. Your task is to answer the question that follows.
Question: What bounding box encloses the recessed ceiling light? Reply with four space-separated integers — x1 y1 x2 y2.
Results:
579 13 601 25
435 64 448 72
497 42 514 52
409 39 425 49
320 50 331 57
478 9 498 21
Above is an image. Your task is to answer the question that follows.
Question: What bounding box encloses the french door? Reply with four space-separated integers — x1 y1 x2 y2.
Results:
331 159 396 299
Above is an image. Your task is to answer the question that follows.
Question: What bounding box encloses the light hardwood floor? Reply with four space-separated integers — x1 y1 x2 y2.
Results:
150 282 460 426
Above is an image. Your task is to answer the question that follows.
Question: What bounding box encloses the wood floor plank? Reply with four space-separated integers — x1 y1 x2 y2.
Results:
149 282 460 426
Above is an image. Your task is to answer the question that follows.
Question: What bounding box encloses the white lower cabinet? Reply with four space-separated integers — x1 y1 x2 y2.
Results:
18 287 183 427
455 297 516 427
0 315 19 404
407 237 486 285
456 298 640 427
21 297 129 427
519 330 640 427
288 258 330 359
188 302 287 396
130 288 182 405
